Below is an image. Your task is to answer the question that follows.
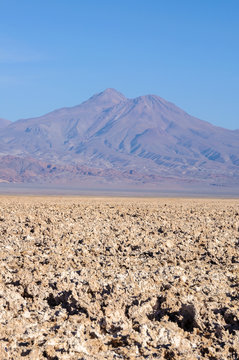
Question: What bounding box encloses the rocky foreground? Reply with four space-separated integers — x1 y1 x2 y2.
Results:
0 196 238 360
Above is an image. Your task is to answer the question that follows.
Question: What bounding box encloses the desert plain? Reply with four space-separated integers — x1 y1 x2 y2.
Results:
0 196 238 360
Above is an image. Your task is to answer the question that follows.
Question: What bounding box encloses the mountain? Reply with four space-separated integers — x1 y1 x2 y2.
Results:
0 118 11 129
0 88 238 189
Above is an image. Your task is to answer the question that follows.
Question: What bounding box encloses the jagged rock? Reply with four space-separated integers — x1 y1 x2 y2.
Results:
0 196 238 359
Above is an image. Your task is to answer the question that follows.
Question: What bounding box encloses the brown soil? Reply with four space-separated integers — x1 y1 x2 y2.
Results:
0 196 238 359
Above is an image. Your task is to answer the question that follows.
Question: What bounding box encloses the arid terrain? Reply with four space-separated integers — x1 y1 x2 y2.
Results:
0 196 238 359
0 89 239 188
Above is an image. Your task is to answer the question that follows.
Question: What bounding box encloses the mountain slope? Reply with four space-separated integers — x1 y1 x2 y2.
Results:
0 118 11 129
0 89 238 187
0 89 126 157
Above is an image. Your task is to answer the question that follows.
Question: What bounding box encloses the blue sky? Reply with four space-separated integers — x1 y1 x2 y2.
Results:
0 0 238 129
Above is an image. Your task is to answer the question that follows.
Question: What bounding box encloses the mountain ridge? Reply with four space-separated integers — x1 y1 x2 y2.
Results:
0 89 238 188
0 118 11 129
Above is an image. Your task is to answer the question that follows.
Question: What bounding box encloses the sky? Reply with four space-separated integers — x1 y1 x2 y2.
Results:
0 0 238 129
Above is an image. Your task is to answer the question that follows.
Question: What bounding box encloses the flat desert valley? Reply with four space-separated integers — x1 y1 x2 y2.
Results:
0 196 238 359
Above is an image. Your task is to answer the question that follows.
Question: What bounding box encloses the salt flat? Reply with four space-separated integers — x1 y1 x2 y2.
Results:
0 197 238 359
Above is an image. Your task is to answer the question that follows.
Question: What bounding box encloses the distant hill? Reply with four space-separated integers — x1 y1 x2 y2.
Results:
0 88 238 189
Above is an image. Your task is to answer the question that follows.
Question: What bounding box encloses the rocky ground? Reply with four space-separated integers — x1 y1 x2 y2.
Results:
0 196 238 360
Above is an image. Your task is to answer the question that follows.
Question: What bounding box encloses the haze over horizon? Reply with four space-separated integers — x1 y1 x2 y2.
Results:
0 0 239 130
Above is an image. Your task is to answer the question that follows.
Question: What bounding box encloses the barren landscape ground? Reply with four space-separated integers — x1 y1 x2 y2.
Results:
0 196 238 360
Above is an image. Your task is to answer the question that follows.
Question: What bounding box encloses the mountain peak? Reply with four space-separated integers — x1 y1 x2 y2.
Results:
101 88 125 96
134 94 173 105
96 88 126 101
84 88 126 109
0 89 238 189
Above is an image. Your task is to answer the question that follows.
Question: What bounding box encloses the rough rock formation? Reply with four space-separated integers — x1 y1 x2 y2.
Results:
0 197 238 359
